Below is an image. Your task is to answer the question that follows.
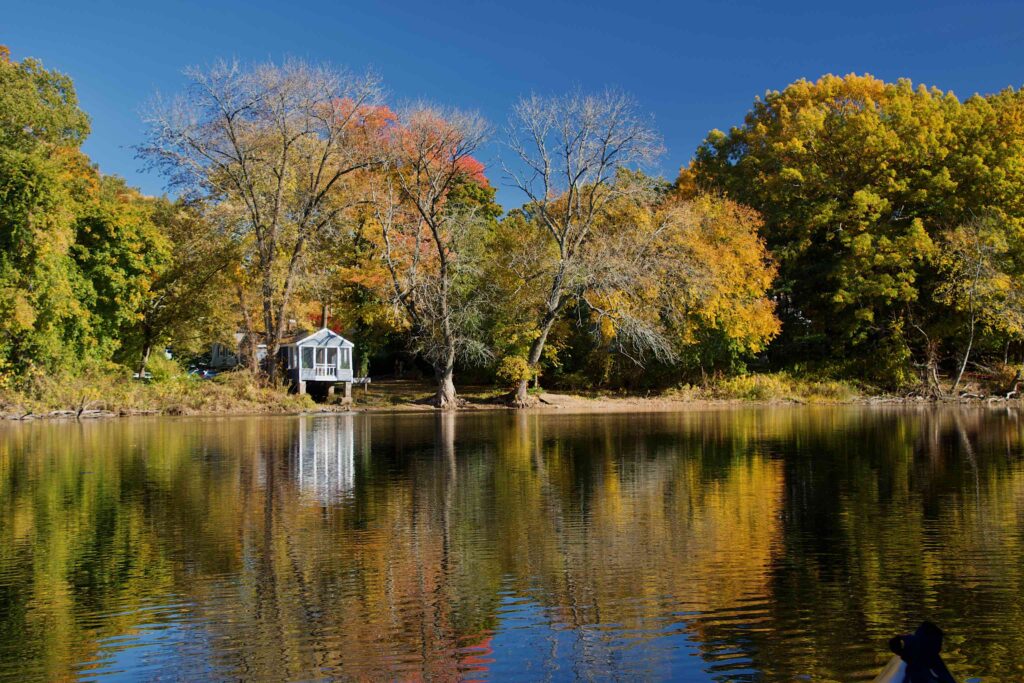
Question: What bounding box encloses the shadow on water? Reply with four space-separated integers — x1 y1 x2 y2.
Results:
0 406 1022 681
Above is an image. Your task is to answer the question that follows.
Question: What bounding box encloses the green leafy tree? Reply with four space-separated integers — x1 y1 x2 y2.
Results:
0 49 95 383
692 75 954 382
0 48 89 152
693 74 1024 386
128 199 238 372
72 176 171 362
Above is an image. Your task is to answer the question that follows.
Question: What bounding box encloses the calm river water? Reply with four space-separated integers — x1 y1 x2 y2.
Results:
0 407 1020 681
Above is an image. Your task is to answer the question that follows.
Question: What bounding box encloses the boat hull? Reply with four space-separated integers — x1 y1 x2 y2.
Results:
873 655 906 683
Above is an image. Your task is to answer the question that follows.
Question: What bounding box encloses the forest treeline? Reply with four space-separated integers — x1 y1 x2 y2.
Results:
3 47 1024 407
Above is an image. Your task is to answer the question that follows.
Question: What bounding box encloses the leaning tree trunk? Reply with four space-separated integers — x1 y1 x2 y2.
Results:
513 310 559 407
136 319 155 376
951 315 977 398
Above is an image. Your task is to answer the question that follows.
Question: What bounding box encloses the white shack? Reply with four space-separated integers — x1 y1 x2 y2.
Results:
278 326 355 398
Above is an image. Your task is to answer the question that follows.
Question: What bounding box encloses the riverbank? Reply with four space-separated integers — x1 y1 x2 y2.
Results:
348 376 864 412
347 376 996 414
4 371 1014 422
0 370 318 421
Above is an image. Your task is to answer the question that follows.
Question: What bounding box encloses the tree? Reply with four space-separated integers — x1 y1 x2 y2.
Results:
934 214 1024 395
128 199 237 373
692 74 959 382
140 59 383 383
502 90 663 405
557 178 779 386
72 176 170 364
691 74 1024 386
482 208 559 389
0 49 95 383
371 105 494 408
0 48 89 153
617 189 780 374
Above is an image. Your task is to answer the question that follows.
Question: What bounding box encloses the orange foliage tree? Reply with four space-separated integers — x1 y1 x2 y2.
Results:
369 105 494 408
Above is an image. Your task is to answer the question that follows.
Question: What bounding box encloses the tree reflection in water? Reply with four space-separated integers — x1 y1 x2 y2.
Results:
0 407 1022 681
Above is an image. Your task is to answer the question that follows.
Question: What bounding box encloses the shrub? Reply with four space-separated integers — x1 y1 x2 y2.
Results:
495 356 533 387
713 372 861 402
147 354 186 382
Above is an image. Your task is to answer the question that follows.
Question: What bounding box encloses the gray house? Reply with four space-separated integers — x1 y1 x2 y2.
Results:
279 326 355 398
210 332 267 369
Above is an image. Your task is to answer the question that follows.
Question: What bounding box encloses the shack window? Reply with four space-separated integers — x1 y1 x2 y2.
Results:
316 348 326 365
340 348 351 370
327 348 337 368
301 347 314 369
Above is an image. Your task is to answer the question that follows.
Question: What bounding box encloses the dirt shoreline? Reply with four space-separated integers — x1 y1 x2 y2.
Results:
2 390 1016 422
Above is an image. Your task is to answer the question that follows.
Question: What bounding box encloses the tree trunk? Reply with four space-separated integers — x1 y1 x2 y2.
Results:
929 362 944 399
434 355 458 409
261 259 277 384
236 284 257 372
1002 368 1022 398
266 234 309 387
266 350 280 386
138 342 153 377
924 340 944 399
513 378 531 406
512 311 559 408
951 315 976 397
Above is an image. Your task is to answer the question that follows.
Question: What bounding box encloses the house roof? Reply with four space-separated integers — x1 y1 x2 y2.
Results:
280 327 354 348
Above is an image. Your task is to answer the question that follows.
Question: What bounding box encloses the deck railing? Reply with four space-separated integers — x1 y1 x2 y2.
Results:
314 364 335 377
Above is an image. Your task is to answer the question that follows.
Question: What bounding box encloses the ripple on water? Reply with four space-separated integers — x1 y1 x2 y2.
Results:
1 409 1022 681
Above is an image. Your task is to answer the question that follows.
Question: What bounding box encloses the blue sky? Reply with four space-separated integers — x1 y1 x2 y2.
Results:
6 0 1024 210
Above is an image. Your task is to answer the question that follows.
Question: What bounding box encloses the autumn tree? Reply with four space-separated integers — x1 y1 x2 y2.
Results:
502 90 663 404
0 50 96 382
295 107 407 379
620 188 780 374
563 177 779 385
140 59 383 383
372 105 494 408
125 199 237 373
72 176 171 365
933 214 1024 395
488 163 778 393
692 73 1024 386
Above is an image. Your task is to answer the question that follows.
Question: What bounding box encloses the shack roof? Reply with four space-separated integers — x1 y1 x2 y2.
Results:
280 327 354 348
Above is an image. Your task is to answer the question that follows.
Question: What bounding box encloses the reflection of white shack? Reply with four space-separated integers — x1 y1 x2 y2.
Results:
294 415 355 504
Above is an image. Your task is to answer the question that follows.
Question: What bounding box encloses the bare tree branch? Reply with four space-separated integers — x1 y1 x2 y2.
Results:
501 89 663 404
139 58 384 383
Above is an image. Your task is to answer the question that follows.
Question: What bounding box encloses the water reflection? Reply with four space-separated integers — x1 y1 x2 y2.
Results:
0 407 1022 681
293 415 356 503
